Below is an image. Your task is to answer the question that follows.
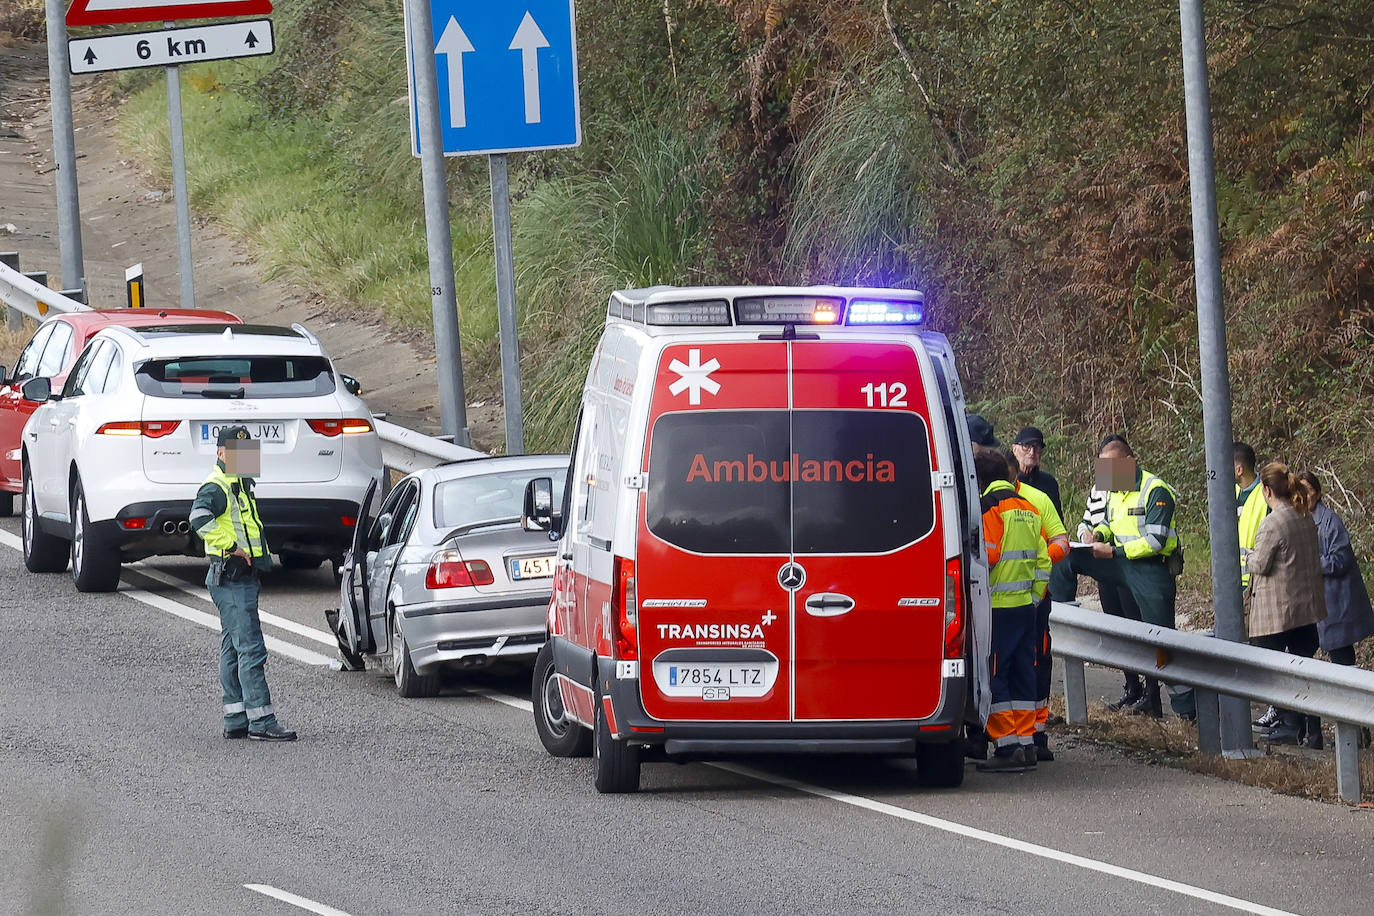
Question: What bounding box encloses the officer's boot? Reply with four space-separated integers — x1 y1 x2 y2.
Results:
1301 715 1324 750
1127 678 1163 718
1108 673 1143 711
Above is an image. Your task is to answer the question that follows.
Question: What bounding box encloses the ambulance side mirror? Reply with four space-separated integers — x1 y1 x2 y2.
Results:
522 477 555 533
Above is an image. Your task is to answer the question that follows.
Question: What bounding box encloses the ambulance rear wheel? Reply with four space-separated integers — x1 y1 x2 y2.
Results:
532 644 592 758
593 684 640 794
916 739 965 788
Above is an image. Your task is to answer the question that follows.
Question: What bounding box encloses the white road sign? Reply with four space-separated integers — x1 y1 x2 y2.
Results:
68 19 274 75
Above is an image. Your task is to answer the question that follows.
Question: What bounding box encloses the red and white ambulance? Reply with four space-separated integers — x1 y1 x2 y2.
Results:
524 286 992 792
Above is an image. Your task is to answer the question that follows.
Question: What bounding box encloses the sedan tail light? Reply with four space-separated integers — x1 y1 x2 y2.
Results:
425 549 495 589
95 420 181 438
307 418 374 437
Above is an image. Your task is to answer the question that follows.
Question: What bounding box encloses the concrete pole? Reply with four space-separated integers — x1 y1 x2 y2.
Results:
489 154 525 455
406 0 470 447
44 0 85 297
1178 0 1253 755
166 58 196 309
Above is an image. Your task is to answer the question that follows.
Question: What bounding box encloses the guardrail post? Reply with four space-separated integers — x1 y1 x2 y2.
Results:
2 253 21 331
1063 656 1088 724
1194 688 1221 755
1335 721 1362 804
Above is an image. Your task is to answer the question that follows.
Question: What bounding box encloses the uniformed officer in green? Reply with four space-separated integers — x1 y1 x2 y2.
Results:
1234 441 1269 587
1074 436 1195 719
189 426 296 741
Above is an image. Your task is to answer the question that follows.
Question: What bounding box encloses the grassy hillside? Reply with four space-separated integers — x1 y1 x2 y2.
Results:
38 1 1374 579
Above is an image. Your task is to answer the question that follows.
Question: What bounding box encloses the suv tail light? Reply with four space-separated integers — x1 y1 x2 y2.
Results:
943 557 964 659
95 420 181 438
425 550 495 589
611 556 638 661
307 418 374 437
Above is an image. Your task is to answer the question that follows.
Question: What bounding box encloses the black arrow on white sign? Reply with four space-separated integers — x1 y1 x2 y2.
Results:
244 31 259 48
83 48 97 65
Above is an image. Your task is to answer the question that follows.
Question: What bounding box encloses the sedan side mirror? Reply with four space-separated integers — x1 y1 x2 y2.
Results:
341 373 363 396
20 377 51 403
522 477 555 532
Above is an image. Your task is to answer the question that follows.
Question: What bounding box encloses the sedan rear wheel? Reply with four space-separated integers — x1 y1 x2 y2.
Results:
391 611 439 698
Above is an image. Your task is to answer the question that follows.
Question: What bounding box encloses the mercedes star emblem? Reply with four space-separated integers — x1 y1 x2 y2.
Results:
777 562 806 591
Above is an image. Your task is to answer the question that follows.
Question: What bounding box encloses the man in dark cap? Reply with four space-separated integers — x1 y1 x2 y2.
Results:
966 413 1000 450
1012 426 1062 520
188 426 296 741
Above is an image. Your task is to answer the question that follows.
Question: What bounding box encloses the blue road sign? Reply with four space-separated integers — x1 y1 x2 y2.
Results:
405 0 581 157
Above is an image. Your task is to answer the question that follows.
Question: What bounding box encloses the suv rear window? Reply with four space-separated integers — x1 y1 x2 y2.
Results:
134 356 336 399
647 410 934 555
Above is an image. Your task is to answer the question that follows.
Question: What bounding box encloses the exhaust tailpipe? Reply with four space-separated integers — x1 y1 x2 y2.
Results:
176 520 191 534
161 520 177 535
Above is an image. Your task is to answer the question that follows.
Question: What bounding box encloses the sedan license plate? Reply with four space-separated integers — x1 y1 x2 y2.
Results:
651 660 778 699
510 555 555 580
200 421 286 444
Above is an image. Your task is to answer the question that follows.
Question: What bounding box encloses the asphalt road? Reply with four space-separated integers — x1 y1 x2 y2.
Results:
2 520 1370 916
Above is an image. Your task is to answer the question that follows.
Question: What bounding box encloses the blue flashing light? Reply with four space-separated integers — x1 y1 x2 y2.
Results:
846 299 924 326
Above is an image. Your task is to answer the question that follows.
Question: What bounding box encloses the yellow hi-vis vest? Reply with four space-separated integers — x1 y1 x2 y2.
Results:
981 480 1051 608
1094 470 1178 561
200 466 268 559
1236 482 1268 587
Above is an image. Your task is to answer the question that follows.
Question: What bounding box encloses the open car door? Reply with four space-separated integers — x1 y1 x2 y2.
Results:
326 478 377 670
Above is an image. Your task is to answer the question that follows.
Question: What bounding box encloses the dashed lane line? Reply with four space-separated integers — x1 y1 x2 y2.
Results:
0 530 335 667
244 884 354 916
466 686 533 713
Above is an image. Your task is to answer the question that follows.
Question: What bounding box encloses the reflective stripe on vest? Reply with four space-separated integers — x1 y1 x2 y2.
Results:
983 482 1047 608
1105 472 1178 559
202 467 268 558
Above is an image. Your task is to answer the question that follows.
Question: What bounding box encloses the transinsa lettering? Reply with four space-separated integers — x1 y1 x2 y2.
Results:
685 452 896 484
657 623 767 640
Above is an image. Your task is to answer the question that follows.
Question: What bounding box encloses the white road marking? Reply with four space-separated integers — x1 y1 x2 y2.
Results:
0 530 336 665
465 683 1295 916
710 762 1299 916
244 884 353 916
466 686 533 712
129 563 337 647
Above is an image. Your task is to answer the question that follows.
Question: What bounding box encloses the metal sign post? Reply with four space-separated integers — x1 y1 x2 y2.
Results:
46 0 86 300
1178 0 1253 756
165 47 195 309
404 0 471 447
406 0 580 455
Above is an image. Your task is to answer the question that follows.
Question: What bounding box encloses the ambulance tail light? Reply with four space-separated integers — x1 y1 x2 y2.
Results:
612 556 638 661
943 557 964 659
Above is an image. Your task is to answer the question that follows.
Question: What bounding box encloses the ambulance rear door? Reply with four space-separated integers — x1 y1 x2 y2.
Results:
789 339 946 721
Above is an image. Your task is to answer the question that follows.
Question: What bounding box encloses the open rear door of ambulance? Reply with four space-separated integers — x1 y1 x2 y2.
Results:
789 340 946 721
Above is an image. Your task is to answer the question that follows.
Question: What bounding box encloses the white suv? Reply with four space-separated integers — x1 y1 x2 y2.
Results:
19 322 384 592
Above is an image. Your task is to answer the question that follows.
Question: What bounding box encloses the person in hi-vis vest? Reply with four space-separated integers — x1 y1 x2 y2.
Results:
189 426 296 742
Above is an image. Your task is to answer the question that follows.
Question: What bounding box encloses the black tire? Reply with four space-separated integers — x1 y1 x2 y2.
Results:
593 682 641 793
392 611 439 698
0 491 13 517
531 643 592 758
916 739 966 789
71 479 121 593
279 552 323 570
22 466 69 574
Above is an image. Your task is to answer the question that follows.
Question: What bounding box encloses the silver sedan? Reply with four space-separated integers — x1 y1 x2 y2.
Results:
327 454 568 697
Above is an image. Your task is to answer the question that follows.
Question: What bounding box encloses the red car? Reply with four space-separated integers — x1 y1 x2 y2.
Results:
0 308 241 515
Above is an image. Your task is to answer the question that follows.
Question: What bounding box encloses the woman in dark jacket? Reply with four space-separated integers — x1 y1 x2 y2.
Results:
1299 472 1374 666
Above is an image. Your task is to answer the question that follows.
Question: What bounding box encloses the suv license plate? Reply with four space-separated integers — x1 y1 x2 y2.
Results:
510 556 555 580
200 421 286 444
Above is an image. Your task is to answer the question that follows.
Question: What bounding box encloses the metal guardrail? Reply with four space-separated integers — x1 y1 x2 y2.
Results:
0 258 90 324
1051 601 1374 803
373 417 486 475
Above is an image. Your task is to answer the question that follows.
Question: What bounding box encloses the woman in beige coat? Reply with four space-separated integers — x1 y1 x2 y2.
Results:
1247 461 1327 746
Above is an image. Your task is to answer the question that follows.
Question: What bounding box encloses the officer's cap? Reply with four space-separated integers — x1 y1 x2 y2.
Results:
216 425 252 446
966 413 1000 448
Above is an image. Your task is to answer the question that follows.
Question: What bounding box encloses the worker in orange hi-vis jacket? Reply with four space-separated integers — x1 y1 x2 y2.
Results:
974 449 1052 774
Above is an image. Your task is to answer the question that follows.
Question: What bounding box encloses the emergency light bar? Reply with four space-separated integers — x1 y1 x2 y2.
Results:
606 287 926 328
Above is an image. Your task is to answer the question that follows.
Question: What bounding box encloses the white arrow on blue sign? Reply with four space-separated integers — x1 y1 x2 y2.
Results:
405 0 581 157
